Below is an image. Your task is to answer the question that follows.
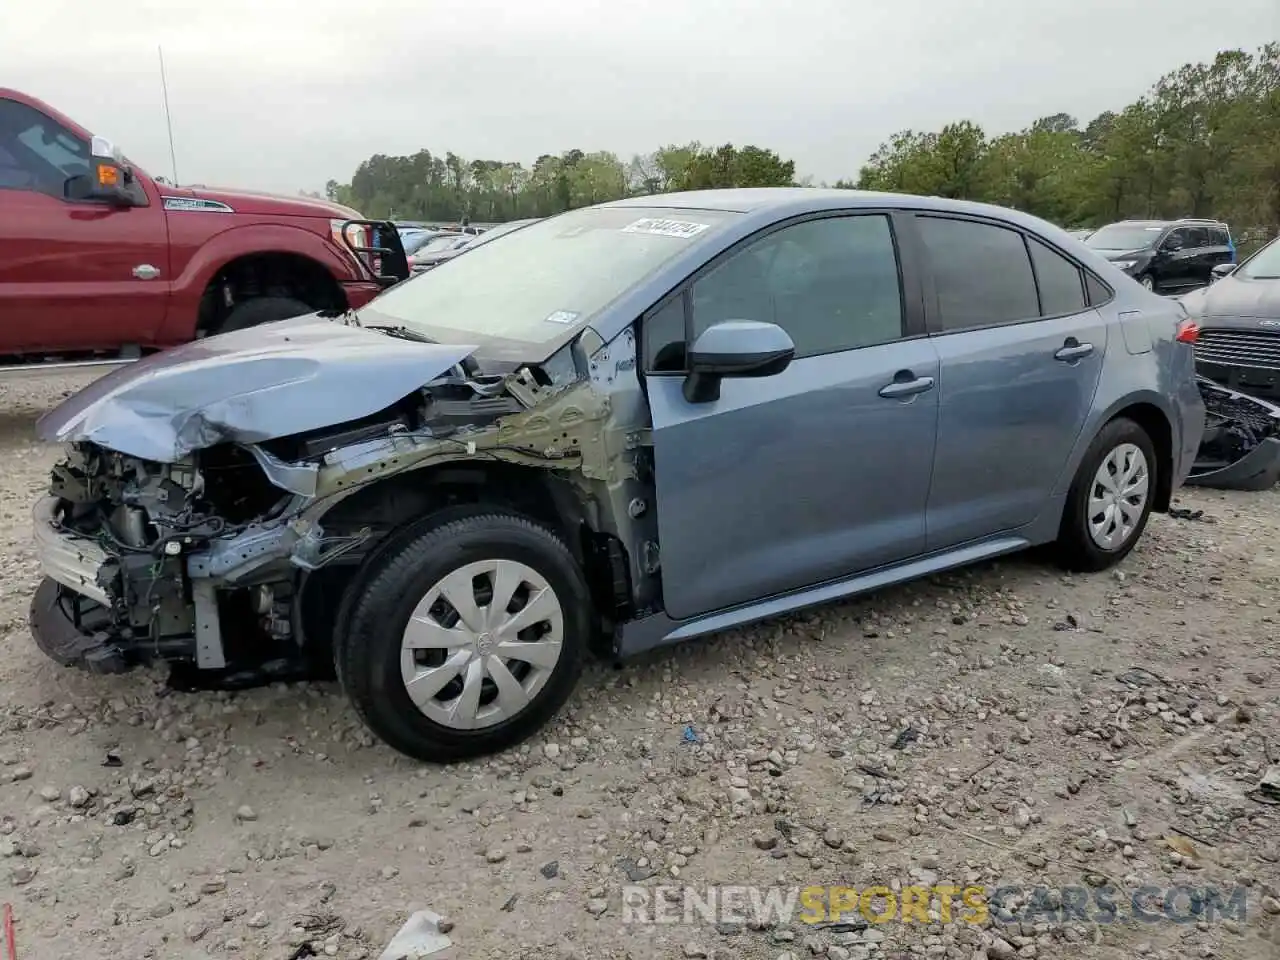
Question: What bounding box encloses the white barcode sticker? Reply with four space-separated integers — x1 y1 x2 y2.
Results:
621 218 711 239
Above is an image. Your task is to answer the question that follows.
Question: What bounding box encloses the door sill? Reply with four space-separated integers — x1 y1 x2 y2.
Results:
615 535 1031 658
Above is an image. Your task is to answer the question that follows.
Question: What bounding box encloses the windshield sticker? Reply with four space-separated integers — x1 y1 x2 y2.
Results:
621 218 711 239
544 310 580 325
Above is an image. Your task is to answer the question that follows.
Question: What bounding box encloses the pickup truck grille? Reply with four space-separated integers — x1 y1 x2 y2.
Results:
1196 328 1280 370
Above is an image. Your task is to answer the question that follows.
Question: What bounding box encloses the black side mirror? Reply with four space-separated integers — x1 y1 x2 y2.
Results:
65 158 136 208
683 320 795 403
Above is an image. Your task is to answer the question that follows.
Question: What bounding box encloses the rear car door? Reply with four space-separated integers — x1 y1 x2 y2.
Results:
0 96 169 354
912 214 1108 549
645 211 941 620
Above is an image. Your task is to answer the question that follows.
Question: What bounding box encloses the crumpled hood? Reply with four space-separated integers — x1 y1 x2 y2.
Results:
36 316 477 463
1183 275 1280 319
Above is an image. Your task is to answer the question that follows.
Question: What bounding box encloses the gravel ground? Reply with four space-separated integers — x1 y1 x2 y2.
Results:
1 374 1279 960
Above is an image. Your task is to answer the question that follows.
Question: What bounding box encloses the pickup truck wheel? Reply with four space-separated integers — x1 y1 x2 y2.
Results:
1054 417 1156 572
215 296 314 334
337 510 590 763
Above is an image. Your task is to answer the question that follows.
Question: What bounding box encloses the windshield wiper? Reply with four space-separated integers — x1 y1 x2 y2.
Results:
363 323 437 344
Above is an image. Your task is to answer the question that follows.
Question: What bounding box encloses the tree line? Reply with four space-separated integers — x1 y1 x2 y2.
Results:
325 44 1278 242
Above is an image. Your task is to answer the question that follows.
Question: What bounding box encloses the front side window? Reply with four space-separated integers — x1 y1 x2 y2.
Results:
688 214 904 360
917 216 1039 331
0 98 90 197
364 205 740 348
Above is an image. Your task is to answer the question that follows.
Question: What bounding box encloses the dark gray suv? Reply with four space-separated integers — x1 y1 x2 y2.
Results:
1085 218 1235 294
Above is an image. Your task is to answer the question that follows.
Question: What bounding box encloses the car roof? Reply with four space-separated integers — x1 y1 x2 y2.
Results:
599 187 1087 237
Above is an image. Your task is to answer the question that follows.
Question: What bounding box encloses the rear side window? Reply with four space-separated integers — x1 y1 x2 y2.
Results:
917 216 1039 331
1210 227 1230 246
1028 238 1087 316
1085 273 1112 307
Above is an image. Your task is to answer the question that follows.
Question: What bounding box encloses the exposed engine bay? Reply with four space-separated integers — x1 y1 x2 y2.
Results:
30 339 656 689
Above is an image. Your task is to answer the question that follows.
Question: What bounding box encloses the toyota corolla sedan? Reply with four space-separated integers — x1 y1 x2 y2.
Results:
29 188 1205 763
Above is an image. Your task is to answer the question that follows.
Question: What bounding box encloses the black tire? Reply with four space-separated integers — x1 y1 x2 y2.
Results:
215 296 314 334
336 509 591 763
1137 273 1158 294
1055 417 1157 573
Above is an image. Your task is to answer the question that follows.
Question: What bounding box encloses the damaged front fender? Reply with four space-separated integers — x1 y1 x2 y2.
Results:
35 316 479 463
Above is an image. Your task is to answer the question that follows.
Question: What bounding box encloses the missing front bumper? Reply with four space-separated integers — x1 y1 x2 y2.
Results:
1187 378 1280 491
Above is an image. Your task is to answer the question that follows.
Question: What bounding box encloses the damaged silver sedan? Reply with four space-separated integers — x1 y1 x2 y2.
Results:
30 190 1207 763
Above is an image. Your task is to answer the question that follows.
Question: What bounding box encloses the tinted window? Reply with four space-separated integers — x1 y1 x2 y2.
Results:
1164 228 1192 250
644 295 687 372
689 215 904 359
1085 273 1112 307
918 217 1039 331
1182 227 1209 248
1210 227 1230 246
1028 238 1086 316
0 98 90 197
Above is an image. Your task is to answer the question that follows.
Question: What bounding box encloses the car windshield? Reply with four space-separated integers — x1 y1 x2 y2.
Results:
1238 237 1280 280
417 234 466 254
467 219 537 248
401 232 441 255
1085 224 1164 250
364 205 739 345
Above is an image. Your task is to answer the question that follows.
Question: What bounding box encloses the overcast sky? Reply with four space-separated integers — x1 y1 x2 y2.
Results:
5 0 1277 196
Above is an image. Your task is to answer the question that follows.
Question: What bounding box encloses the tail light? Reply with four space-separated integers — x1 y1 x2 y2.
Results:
1176 320 1200 344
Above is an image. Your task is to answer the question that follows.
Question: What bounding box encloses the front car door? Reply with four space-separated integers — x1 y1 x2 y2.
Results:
644 211 941 621
0 96 168 354
1154 227 1197 291
911 214 1109 549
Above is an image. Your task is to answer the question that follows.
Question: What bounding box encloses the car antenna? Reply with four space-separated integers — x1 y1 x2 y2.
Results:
158 45 180 186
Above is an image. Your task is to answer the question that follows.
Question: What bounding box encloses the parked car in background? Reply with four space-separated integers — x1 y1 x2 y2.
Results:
0 88 406 378
409 218 540 274
401 230 444 257
1067 228 1094 240
29 188 1204 763
408 231 473 273
1084 218 1235 293
1180 234 1280 399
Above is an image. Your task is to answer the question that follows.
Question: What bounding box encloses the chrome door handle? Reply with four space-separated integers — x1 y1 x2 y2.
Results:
132 264 160 280
1054 341 1094 362
878 375 935 399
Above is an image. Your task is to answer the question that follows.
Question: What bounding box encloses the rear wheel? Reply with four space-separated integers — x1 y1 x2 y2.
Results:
1055 417 1157 572
214 296 314 335
336 509 590 763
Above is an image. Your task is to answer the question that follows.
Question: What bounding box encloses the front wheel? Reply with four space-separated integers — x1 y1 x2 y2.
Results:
1137 274 1157 293
214 296 314 335
1055 417 1157 572
336 510 591 763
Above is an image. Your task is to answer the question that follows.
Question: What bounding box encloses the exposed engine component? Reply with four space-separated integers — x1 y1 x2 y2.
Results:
1187 377 1280 491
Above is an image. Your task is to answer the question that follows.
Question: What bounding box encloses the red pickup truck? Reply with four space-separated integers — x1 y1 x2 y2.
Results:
0 89 406 375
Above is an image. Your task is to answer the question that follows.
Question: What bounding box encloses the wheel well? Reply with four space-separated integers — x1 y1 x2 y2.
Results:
197 252 346 335
1111 402 1174 511
295 463 630 662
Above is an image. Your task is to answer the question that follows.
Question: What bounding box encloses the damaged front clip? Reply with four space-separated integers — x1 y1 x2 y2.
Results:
1187 377 1280 492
